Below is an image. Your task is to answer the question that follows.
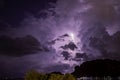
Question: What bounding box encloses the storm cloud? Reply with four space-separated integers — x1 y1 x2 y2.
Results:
60 42 77 51
1 0 120 77
0 35 48 56
89 31 120 60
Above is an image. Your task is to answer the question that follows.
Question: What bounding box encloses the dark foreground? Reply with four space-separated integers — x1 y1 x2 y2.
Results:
1 77 120 80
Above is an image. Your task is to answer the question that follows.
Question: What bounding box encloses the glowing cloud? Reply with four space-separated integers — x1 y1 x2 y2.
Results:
70 33 75 41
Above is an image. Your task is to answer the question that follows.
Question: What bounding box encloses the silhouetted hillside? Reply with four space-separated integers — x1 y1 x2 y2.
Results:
72 59 120 77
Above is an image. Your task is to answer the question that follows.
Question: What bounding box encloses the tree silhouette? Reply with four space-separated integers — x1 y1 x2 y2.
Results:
72 59 120 77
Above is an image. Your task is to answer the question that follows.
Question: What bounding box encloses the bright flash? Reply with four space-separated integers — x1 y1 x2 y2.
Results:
70 33 75 41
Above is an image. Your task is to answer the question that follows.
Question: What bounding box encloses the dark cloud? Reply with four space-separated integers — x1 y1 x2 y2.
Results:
105 31 120 60
106 31 120 53
60 42 77 50
75 53 88 61
0 21 10 32
48 38 64 45
59 33 69 38
42 64 71 73
48 33 69 45
61 51 71 60
0 35 48 56
89 31 120 60
88 0 117 23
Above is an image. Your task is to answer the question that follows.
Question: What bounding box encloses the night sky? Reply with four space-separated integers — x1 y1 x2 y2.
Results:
0 0 120 78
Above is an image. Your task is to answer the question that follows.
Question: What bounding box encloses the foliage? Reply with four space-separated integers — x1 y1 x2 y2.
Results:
25 70 40 80
25 70 76 80
63 73 76 80
48 74 63 80
25 70 47 80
